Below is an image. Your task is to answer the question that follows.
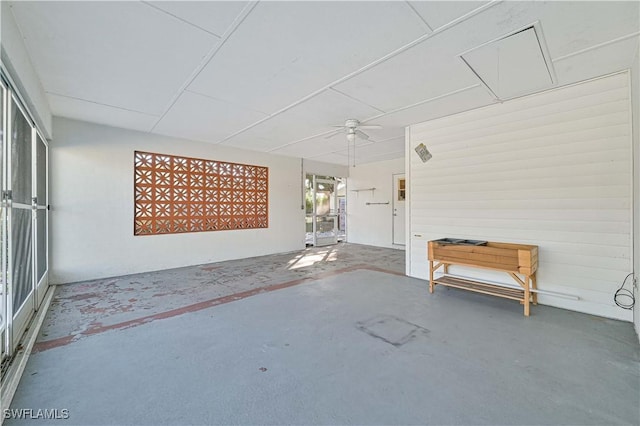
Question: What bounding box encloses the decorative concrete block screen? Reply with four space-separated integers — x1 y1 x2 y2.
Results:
134 151 268 235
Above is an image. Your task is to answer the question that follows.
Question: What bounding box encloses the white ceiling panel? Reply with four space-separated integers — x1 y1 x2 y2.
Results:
350 137 405 159
8 1 639 166
409 1 489 30
354 127 406 143
341 149 405 165
9 1 218 115
553 36 640 86
371 85 496 128
355 148 404 167
308 145 404 166
48 94 160 133
220 88 386 151
272 131 373 159
442 1 639 63
188 1 428 114
145 1 248 37
535 1 640 59
333 41 478 111
308 152 350 166
153 91 268 143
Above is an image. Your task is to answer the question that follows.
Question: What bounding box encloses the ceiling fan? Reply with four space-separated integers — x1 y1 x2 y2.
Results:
325 119 382 167
325 118 382 142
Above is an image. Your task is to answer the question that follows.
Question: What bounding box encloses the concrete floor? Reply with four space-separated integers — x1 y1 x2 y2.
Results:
6 243 640 425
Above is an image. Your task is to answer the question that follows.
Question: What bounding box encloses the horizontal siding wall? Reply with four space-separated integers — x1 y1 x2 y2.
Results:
408 72 632 321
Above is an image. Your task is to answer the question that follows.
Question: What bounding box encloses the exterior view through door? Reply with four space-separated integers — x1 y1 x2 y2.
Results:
305 174 346 246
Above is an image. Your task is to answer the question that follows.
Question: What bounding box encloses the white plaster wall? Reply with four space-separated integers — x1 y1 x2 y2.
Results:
0 2 52 137
346 157 404 248
408 72 633 321
50 118 305 284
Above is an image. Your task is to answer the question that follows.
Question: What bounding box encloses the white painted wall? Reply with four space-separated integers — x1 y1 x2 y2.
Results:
50 118 305 284
0 2 52 137
346 157 404 248
408 72 633 321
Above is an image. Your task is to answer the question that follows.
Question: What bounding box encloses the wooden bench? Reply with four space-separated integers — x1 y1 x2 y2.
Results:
428 240 538 316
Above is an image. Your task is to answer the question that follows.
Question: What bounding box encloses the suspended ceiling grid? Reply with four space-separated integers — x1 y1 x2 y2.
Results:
7 1 640 165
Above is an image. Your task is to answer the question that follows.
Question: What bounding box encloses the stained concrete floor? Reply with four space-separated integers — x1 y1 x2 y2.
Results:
7 243 640 425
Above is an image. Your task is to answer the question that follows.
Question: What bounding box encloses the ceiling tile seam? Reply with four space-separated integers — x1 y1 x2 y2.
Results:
266 129 345 153
457 57 501 101
551 31 640 63
361 149 405 159
457 21 538 57
363 84 484 123
268 85 482 154
45 91 160 117
328 88 387 114
283 135 401 158
453 70 633 123
327 148 405 160
531 22 558 86
149 1 260 134
216 0 502 145
183 89 270 117
403 1 433 34
372 135 406 144
140 1 223 38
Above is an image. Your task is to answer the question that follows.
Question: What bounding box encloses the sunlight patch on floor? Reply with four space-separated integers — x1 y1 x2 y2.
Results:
287 248 338 270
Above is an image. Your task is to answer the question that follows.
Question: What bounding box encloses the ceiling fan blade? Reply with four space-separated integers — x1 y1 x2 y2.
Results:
359 125 382 129
355 129 370 140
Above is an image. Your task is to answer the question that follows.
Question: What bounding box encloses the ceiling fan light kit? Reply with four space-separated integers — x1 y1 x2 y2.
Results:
330 118 383 167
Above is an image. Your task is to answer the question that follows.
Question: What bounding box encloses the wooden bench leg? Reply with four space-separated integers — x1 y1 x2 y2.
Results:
531 273 538 305
429 261 434 293
524 277 530 316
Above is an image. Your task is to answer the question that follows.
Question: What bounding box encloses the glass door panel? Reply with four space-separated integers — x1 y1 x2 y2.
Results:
305 175 313 245
11 209 32 315
314 178 337 246
10 101 32 206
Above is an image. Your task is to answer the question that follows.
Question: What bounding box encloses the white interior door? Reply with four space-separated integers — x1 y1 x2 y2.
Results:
392 173 406 245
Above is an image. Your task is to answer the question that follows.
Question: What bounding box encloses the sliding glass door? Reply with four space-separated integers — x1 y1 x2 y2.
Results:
0 74 49 366
1 81 6 362
9 95 35 346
